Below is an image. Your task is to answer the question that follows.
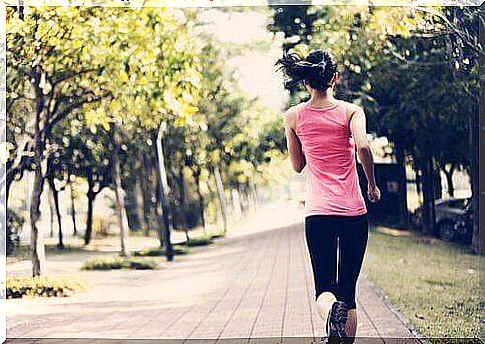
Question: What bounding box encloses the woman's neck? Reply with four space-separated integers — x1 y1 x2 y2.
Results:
309 88 336 107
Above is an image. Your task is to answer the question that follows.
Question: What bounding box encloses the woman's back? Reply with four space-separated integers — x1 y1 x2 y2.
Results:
295 100 366 216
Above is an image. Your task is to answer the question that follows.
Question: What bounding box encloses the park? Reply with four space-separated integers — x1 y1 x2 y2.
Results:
4 4 482 342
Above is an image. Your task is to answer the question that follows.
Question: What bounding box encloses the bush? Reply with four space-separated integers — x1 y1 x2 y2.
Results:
185 236 214 247
7 209 23 256
82 256 159 270
6 276 84 299
134 245 189 257
91 216 113 238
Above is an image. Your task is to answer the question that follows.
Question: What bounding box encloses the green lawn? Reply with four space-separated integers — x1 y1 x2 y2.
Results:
363 226 482 338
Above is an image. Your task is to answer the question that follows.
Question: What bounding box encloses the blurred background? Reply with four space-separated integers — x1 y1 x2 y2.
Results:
5 4 482 339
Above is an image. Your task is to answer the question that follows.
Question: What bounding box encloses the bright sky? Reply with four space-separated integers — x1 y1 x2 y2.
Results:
199 9 288 112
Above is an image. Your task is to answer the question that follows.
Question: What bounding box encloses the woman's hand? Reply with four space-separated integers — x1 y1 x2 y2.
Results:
367 184 381 203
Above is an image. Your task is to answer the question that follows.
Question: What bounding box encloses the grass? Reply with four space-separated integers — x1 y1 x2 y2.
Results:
82 256 160 270
363 226 482 338
209 233 225 240
134 245 189 257
7 244 88 264
6 276 85 299
184 235 214 247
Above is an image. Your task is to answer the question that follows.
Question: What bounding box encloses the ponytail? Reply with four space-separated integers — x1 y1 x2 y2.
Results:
276 50 337 91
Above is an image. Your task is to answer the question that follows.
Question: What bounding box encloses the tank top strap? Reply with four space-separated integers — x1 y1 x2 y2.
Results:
336 100 352 127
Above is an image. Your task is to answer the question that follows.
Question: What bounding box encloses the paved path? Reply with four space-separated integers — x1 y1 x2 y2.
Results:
7 212 418 342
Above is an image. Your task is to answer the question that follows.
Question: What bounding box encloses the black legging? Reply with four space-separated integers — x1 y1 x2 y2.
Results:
305 214 369 310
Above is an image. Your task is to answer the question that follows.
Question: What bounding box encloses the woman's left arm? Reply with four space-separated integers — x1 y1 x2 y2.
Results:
284 108 306 173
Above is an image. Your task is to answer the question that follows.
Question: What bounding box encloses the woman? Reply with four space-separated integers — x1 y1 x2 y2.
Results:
277 50 381 342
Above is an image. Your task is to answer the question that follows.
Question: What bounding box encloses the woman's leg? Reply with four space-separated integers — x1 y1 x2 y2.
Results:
304 216 338 323
345 309 357 337
335 215 369 338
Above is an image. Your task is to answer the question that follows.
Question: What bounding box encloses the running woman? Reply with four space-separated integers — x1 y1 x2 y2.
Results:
276 50 381 343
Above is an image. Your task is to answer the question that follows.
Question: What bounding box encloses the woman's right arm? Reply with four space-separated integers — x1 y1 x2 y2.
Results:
349 105 381 203
284 107 306 173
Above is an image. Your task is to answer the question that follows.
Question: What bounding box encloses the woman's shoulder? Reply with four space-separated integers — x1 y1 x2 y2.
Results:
337 100 364 122
336 99 363 111
284 102 307 127
285 102 308 116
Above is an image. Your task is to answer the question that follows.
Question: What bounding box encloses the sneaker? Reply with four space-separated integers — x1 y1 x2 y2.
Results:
326 301 348 341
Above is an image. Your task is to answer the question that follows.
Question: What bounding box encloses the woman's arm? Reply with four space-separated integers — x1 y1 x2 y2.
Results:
284 108 306 173
349 106 381 203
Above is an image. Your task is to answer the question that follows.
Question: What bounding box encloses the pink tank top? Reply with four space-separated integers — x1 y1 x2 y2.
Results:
295 101 367 217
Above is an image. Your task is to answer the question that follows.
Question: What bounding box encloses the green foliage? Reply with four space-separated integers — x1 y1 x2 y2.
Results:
270 7 478 175
134 245 189 257
81 256 160 270
184 236 214 247
6 276 85 299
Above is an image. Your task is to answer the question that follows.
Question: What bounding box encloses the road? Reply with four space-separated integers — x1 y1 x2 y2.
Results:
6 203 419 343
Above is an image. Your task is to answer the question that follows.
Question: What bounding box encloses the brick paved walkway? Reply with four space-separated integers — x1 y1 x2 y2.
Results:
7 220 418 342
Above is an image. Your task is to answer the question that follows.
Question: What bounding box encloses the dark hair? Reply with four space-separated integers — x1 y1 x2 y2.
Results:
275 50 337 91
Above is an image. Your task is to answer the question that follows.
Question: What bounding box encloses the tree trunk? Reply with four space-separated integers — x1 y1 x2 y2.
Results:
124 180 141 233
69 181 78 236
213 164 228 234
110 127 130 257
30 136 46 276
156 123 174 261
470 110 480 254
433 167 442 200
6 175 12 209
84 171 95 245
249 175 260 210
413 152 422 201
238 184 246 214
46 155 64 248
134 178 147 234
48 188 55 237
421 157 436 235
138 151 151 235
194 166 206 231
30 82 46 277
443 165 455 198
48 178 64 249
243 185 251 213
395 140 409 227
85 190 95 245
30 159 46 276
471 5 483 255
416 170 422 200
177 165 190 242
153 159 164 246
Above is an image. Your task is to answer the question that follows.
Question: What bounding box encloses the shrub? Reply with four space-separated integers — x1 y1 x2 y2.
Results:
91 216 113 238
134 245 189 257
7 209 23 256
82 256 159 270
6 276 84 299
185 236 214 247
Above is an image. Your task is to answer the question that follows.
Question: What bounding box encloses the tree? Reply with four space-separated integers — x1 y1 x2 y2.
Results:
81 8 205 259
270 5 480 238
269 5 421 227
7 7 108 276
